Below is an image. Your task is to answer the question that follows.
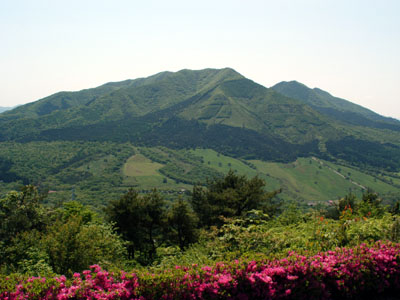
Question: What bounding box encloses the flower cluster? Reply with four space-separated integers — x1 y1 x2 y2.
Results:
1 241 400 299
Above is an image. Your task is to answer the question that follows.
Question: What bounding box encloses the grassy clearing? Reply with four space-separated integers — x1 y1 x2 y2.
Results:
251 158 357 204
123 154 164 177
122 154 165 188
251 157 400 205
190 149 258 176
324 162 397 194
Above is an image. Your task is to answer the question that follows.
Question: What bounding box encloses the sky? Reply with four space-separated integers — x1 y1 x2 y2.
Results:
0 0 399 119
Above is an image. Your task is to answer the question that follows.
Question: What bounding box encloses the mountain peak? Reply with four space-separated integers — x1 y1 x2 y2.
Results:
274 80 308 87
272 80 312 100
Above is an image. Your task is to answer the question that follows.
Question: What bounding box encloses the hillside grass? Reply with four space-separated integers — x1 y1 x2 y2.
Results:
250 157 400 205
1 142 399 207
122 154 164 177
190 148 258 176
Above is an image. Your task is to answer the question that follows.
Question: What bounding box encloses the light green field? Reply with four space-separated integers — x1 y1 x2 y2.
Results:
250 157 400 205
322 160 396 194
251 158 357 204
190 149 258 176
121 148 400 205
189 149 286 196
123 154 164 177
121 153 192 191
122 153 165 188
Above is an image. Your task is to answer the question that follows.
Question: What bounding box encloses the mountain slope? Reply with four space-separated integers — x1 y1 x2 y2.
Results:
272 81 400 131
177 78 338 144
0 68 244 138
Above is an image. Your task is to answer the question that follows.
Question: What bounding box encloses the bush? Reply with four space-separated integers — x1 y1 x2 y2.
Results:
2 242 400 300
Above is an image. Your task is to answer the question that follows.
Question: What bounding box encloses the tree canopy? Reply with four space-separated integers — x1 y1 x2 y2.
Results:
191 170 281 226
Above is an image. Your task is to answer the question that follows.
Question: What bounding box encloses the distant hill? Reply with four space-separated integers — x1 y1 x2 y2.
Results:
0 68 400 206
272 81 400 131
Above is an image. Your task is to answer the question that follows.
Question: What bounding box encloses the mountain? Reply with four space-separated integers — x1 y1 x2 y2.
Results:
3 68 242 119
1 68 400 168
0 68 400 206
272 81 400 131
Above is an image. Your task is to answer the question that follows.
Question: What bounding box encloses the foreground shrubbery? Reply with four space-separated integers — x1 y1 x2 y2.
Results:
2 173 400 299
1 242 400 300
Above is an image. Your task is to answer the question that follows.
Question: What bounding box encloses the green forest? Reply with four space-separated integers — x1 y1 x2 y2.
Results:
2 171 400 275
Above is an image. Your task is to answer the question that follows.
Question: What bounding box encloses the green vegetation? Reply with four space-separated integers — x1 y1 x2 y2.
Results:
251 157 400 206
0 141 135 206
1 68 400 175
0 68 399 211
1 68 400 298
191 170 281 227
1 172 400 278
137 147 222 185
0 141 399 208
123 154 164 177
272 80 400 132
190 148 259 176
0 186 126 275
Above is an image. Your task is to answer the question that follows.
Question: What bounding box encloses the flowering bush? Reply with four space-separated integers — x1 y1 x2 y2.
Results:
1 241 400 299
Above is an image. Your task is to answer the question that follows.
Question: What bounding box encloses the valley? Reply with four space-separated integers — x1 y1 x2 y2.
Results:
1 140 399 209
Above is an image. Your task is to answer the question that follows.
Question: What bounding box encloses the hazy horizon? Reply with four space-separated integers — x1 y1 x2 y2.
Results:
1 0 399 119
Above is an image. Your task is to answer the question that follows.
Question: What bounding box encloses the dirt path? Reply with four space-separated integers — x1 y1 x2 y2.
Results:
311 157 366 190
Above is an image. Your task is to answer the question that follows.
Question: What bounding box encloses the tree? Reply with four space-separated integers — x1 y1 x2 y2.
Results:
326 193 357 220
41 215 127 274
105 189 144 259
59 200 97 224
359 189 384 217
191 171 280 227
1 187 127 274
0 185 44 244
167 197 198 250
105 188 166 264
140 189 166 262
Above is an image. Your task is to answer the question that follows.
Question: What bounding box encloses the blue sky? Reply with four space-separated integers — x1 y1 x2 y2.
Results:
1 0 399 118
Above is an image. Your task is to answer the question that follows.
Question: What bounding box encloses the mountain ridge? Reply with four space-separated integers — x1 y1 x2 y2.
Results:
1 68 400 172
272 80 400 131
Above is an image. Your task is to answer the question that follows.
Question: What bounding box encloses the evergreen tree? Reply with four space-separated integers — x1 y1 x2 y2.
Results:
191 170 280 227
167 197 198 250
105 188 166 264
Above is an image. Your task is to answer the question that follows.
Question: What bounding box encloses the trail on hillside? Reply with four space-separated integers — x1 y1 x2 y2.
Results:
311 157 367 190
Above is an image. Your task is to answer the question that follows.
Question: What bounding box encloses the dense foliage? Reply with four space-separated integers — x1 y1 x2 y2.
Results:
2 171 400 298
191 170 281 227
326 137 400 171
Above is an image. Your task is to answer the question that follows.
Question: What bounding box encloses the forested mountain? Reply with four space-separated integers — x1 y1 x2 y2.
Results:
1 68 400 205
1 68 400 166
272 80 400 131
